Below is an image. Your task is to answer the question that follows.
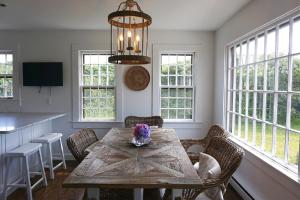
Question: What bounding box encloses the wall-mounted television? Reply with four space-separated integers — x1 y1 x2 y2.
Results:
23 62 63 86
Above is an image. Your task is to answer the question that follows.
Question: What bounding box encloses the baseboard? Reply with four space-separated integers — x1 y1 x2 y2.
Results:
230 177 254 200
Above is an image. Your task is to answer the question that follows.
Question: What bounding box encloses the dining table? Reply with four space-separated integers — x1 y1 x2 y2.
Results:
63 128 202 200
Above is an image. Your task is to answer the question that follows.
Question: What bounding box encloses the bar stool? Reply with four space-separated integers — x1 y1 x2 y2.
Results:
2 143 48 200
31 133 66 179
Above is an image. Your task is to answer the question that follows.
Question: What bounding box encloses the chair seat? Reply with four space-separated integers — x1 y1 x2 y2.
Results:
32 133 63 143
5 143 42 157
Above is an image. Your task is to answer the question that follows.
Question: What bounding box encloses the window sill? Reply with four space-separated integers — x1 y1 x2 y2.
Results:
229 136 300 185
72 121 123 129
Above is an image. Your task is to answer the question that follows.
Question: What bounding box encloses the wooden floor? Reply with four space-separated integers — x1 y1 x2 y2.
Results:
7 161 243 200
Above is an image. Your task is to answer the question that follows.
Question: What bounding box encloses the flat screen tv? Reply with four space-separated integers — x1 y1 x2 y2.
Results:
23 62 63 86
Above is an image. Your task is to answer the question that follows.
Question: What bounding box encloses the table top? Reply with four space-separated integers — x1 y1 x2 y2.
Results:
63 128 201 189
0 112 66 134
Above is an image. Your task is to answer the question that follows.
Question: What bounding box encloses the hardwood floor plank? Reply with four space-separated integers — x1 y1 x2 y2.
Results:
7 160 243 200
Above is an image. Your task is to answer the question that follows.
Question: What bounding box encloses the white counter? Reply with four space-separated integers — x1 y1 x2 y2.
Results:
0 112 65 134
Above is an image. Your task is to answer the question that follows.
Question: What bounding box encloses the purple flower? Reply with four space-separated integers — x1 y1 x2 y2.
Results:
133 124 151 139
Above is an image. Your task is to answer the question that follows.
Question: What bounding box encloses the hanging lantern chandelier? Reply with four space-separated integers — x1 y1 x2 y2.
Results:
108 0 152 65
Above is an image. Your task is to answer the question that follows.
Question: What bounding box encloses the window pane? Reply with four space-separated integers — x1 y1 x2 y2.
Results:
288 131 299 167
248 92 254 117
248 39 255 64
266 94 274 122
256 122 262 148
292 17 300 53
236 67 240 90
256 93 263 119
185 109 192 119
265 124 273 153
241 92 246 115
241 42 247 65
169 65 176 75
247 120 253 143
178 109 185 119
161 98 168 108
275 128 286 160
161 64 168 75
267 61 275 90
161 109 168 119
292 55 300 91
235 45 241 66
249 65 255 90
241 117 246 139
257 63 264 90
169 109 176 119
267 29 276 59
256 35 265 62
161 76 168 85
161 88 168 97
278 23 290 56
291 95 300 130
278 57 288 91
277 94 287 126
169 76 176 85
234 115 239 136
242 66 247 90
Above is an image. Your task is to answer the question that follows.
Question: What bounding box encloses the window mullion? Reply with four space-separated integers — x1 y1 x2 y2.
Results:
238 44 243 138
245 40 250 141
232 46 237 134
262 31 268 150
284 18 294 163
253 36 258 145
272 25 280 156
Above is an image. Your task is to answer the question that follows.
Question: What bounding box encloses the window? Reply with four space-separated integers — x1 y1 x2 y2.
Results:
0 52 13 98
80 51 115 120
160 54 194 120
225 14 300 175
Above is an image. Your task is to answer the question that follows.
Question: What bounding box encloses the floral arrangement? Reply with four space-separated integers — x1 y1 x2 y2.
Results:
133 124 151 140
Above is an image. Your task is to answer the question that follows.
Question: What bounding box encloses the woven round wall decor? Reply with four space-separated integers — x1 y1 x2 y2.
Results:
125 66 150 91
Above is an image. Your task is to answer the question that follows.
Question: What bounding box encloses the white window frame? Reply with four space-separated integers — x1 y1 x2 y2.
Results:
79 51 116 121
224 8 300 178
72 44 123 124
0 47 19 102
0 51 14 98
152 44 202 123
159 53 195 121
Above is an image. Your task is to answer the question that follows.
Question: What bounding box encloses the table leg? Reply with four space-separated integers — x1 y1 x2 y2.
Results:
134 188 144 200
172 189 182 200
87 188 100 200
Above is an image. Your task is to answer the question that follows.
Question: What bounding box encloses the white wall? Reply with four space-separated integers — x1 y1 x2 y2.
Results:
214 0 300 200
0 29 215 157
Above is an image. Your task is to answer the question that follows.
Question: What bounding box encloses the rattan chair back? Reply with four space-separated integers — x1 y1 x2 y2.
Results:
124 116 164 128
66 128 98 162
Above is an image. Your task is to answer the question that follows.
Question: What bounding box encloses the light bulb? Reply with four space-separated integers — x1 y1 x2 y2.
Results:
127 31 132 38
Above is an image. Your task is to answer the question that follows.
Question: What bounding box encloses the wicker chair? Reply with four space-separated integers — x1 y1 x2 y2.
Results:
180 125 228 164
124 116 164 128
163 137 244 200
66 128 99 162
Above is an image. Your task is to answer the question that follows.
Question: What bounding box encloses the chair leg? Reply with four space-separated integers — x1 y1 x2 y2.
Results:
38 148 48 187
59 138 66 169
47 143 54 179
24 156 33 200
2 156 12 200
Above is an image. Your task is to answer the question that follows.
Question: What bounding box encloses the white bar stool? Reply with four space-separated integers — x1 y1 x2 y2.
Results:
2 143 48 200
31 133 66 179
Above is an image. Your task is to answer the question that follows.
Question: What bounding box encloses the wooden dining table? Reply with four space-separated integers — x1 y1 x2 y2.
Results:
63 128 202 200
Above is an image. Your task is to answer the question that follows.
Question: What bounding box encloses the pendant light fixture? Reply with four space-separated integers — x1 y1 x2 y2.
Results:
108 0 152 65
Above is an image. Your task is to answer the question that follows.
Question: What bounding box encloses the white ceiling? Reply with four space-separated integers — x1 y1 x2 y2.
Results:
0 0 251 30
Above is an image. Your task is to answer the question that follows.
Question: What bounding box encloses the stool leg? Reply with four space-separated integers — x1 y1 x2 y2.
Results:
59 138 66 169
24 156 33 200
38 148 48 187
2 156 12 200
47 143 54 179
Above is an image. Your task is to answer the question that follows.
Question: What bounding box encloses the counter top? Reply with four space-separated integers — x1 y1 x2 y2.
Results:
0 112 66 134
